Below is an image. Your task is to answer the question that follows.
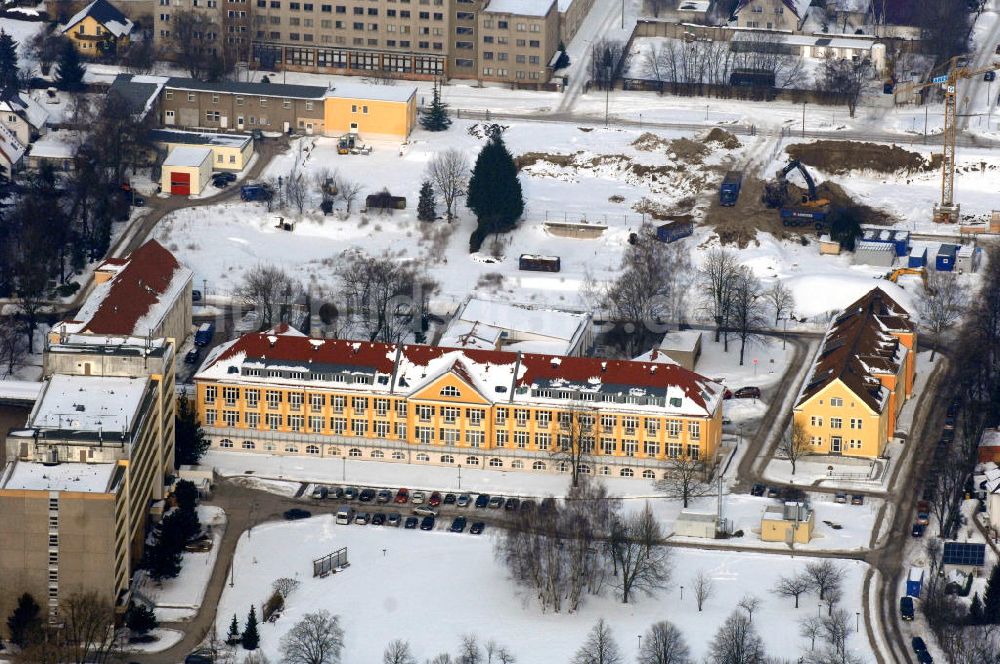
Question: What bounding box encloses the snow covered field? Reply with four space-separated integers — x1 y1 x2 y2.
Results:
216 515 873 663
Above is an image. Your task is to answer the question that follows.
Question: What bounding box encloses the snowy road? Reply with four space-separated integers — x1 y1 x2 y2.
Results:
962 0 1000 131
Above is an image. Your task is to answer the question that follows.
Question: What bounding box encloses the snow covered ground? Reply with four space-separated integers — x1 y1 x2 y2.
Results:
121 628 185 653
215 515 873 663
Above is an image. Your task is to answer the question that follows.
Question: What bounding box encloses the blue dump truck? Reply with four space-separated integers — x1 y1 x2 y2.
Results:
719 171 743 206
240 183 273 202
194 322 215 347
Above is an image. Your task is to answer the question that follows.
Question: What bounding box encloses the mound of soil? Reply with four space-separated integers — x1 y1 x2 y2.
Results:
515 152 577 170
632 132 672 152
703 128 741 150
669 137 711 163
787 141 941 175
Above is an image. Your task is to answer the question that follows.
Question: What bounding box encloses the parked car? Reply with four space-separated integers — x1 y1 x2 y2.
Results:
450 516 467 533
734 386 761 399
359 488 376 502
912 637 927 655
283 508 311 520
371 513 386 526
475 494 490 508
214 172 237 184
212 174 231 188
917 651 933 664
444 493 457 505
916 512 930 526
335 506 353 525
184 348 201 364
387 512 401 527
504 497 520 511
470 522 486 535
723 388 734 399
488 495 504 509
766 486 781 499
404 516 419 529
520 500 535 513
834 492 848 504
414 506 437 517
330 487 345 499
191 290 203 302
194 322 215 347
343 487 359 500
851 494 864 506
311 485 328 499
900 596 915 621
354 512 370 525
420 515 436 531
132 195 146 207
429 491 442 507
394 488 410 504
457 494 472 507
750 484 766 497
376 489 392 504
411 491 426 505
185 650 215 664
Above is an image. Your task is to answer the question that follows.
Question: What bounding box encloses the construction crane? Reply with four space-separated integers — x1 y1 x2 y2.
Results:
896 57 1000 223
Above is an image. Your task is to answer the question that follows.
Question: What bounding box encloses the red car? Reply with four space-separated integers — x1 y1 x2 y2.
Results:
394 488 410 504
429 491 442 507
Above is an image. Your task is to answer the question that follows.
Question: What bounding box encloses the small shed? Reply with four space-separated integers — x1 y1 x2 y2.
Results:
906 567 924 597
861 226 910 256
936 244 959 272
674 512 719 539
942 541 986 574
957 245 981 273
818 234 841 255
161 146 212 196
853 241 896 267
656 330 703 371
908 247 928 268
519 254 561 272
760 502 814 544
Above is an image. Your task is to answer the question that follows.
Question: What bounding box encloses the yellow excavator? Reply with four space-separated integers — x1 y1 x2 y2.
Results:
884 267 927 288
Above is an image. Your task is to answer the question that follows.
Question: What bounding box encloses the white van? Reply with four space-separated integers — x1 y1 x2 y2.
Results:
335 506 353 525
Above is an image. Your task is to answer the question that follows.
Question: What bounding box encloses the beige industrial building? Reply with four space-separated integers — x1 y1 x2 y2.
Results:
161 146 214 196
151 0 593 86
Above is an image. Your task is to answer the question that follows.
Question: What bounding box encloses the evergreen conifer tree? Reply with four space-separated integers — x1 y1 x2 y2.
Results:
970 591 985 624
55 39 85 91
175 395 209 467
6 593 41 647
0 32 20 90
125 602 159 635
417 180 436 221
983 563 1000 623
466 124 524 251
242 605 260 650
227 614 241 645
420 79 451 131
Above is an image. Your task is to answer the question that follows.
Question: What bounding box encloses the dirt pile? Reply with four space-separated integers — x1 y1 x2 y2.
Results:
631 132 672 152
668 137 711 163
514 152 576 169
703 128 741 150
787 141 941 175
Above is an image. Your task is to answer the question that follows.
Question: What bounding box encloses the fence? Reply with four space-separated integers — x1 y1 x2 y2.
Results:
313 547 349 578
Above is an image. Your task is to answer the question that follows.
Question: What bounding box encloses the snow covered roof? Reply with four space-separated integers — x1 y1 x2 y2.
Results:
0 88 49 130
197 327 725 418
29 374 149 434
735 0 811 19
0 121 26 166
163 145 212 168
731 31 875 50
483 0 556 16
829 0 870 12
149 129 251 149
658 330 702 354
0 380 43 402
325 82 416 103
439 298 591 355
0 460 121 494
70 239 193 338
109 74 167 119
28 130 78 160
982 429 1000 448
796 288 913 413
165 77 328 100
61 0 134 38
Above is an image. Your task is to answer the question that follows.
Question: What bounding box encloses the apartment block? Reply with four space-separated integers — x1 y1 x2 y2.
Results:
478 0 557 84
193 325 725 479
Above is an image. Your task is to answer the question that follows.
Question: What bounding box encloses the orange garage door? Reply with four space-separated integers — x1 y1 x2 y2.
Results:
170 171 191 195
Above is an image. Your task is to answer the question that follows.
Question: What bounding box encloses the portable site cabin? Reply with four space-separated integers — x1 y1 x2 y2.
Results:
860 226 910 257
908 247 928 268
853 241 896 267
906 567 924 597
674 512 719 539
936 244 959 272
956 245 981 273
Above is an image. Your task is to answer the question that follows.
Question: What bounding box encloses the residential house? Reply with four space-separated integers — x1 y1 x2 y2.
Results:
61 0 134 56
0 123 26 181
193 325 726 479
792 288 916 459
732 0 811 31
0 89 49 145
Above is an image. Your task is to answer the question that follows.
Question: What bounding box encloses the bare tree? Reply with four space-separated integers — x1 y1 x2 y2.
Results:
61 591 118 664
738 595 761 623
335 175 364 214
382 640 416 664
774 572 812 609
608 503 671 603
799 615 823 651
591 40 624 91
0 316 27 377
764 281 795 326
279 610 345 664
778 420 812 475
804 561 841 601
801 608 864 664
427 149 469 221
243 653 271 664
818 55 872 118
655 456 712 508
285 163 308 216
457 635 482 664
235 264 302 330
638 621 690 664
428 655 453 664
552 405 600 487
571 618 622 664
700 248 740 344
729 266 768 366
707 611 766 664
646 0 669 18
822 584 843 616
272 577 301 599
692 570 715 612
928 443 967 538
169 10 233 80
917 271 968 360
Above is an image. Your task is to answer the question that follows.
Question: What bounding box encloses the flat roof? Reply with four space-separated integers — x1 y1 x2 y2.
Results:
483 0 555 16
163 146 212 168
0 380 43 401
326 82 416 103
1 460 118 493
165 76 328 100
150 129 251 149
30 374 149 434
28 130 78 160
659 330 702 354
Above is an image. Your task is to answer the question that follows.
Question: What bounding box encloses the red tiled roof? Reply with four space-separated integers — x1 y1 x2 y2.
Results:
83 240 183 336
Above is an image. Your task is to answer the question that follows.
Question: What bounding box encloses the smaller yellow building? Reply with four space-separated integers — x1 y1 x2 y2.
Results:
161 146 212 196
150 130 254 172
323 83 417 140
61 0 134 56
760 502 815 544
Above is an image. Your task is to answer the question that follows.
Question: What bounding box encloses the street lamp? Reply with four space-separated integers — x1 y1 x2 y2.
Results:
778 316 789 350
680 585 684 600
637 634 642 652
738 423 744 449
856 611 860 632
458 464 463 490
342 454 346 481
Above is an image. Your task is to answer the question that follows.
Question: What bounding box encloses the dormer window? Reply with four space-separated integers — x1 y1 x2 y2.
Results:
441 385 460 397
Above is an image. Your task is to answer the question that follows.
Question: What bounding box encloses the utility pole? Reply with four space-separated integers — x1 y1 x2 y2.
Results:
924 105 928 144
801 102 806 137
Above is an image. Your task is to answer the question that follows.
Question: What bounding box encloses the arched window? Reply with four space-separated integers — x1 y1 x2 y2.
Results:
578 464 591 475
440 385 461 397
642 469 655 479
532 461 547 471
440 454 455 464
511 460 524 469
466 456 480 466
391 451 405 460
349 448 363 457
241 440 255 450
305 444 320 455
416 453 430 462
489 457 503 467
219 439 233 448
620 467 634 477
284 444 298 454
371 449 384 458
264 442 276 452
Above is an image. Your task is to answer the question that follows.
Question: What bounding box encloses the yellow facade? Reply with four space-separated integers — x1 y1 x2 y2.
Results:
195 368 723 479
65 15 130 55
322 94 417 140
154 139 254 172
793 379 889 458
760 507 815 544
